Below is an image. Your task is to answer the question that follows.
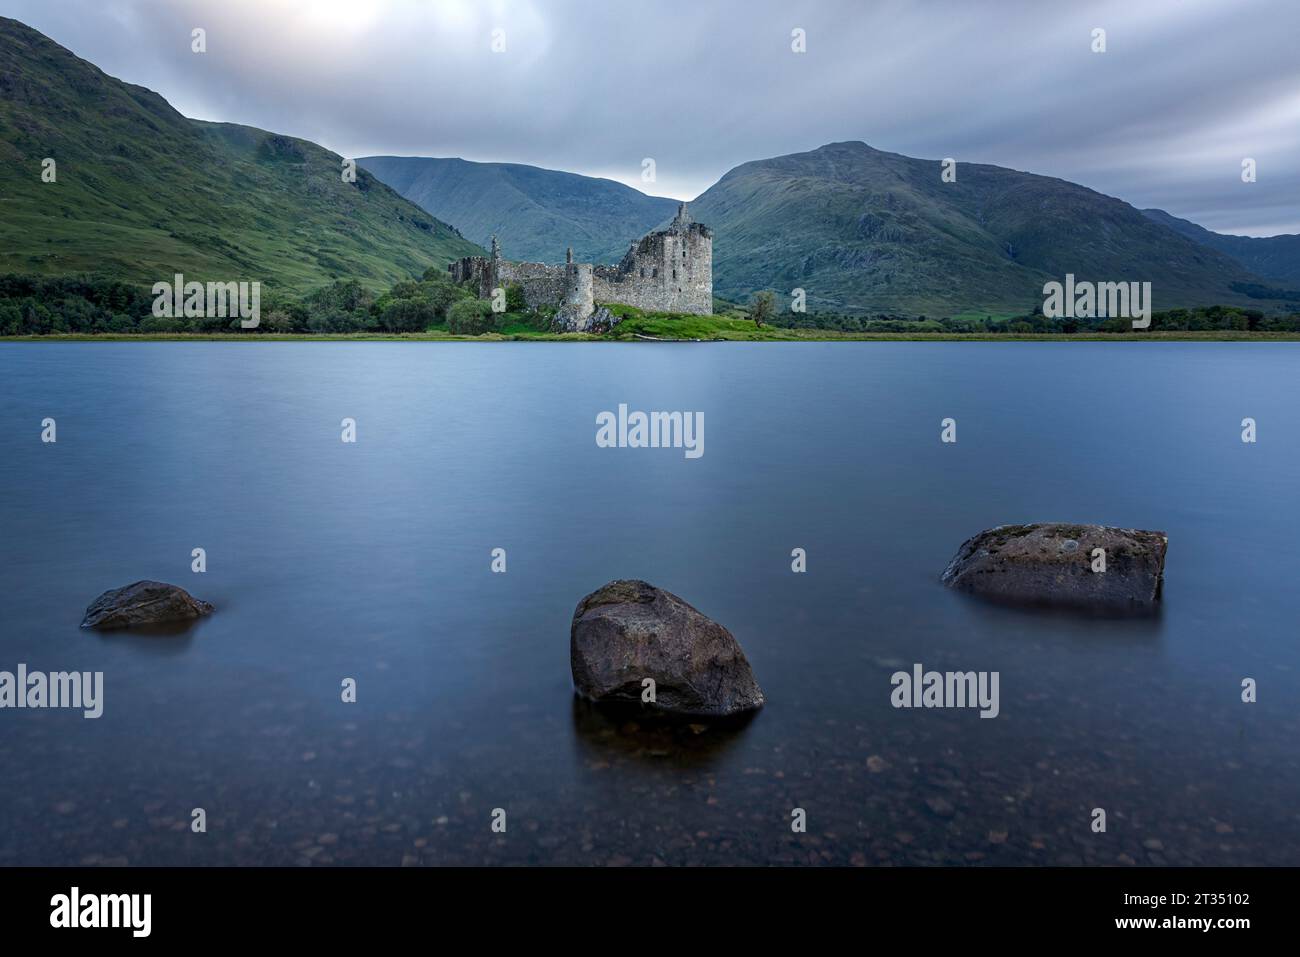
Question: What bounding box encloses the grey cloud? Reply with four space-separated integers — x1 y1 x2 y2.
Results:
6 0 1298 233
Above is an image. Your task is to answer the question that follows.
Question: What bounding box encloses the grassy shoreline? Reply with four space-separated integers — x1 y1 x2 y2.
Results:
4 331 1300 342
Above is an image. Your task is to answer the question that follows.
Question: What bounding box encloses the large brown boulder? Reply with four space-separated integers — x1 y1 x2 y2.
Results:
942 523 1167 612
570 579 765 717
81 580 214 630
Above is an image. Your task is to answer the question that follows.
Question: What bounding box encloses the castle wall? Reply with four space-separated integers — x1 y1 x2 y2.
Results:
499 261 567 309
448 257 568 309
449 205 712 317
592 222 712 315
448 257 492 296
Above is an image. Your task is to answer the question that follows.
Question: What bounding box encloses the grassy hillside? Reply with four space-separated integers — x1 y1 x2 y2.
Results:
1142 208 1300 287
692 141 1279 316
0 17 481 292
360 155 678 264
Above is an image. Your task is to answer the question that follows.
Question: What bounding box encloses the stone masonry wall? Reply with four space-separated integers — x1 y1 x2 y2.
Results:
448 257 566 309
449 204 712 317
500 262 568 309
593 217 712 315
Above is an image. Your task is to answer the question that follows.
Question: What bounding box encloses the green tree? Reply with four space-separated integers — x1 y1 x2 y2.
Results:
447 299 497 336
748 290 776 327
505 283 527 313
381 299 436 333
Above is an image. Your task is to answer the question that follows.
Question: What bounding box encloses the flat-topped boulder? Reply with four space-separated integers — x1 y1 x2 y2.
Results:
942 523 1167 613
81 580 214 630
570 579 765 718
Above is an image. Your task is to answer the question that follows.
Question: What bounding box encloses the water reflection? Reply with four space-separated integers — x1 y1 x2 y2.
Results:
569 696 757 769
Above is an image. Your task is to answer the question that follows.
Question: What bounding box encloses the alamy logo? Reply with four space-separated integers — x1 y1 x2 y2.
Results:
152 273 261 328
596 404 704 459
891 663 1000 718
1042 274 1151 329
50 887 150 937
0 665 102 718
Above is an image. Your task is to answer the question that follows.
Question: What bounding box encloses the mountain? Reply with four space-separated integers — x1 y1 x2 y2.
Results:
691 141 1275 316
0 18 480 291
1141 209 1300 287
359 156 678 265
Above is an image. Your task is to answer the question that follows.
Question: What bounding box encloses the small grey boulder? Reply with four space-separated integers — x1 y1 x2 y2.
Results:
570 579 764 717
81 580 214 630
942 523 1167 612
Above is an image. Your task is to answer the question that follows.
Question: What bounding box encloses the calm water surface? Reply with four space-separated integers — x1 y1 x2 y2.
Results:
1 342 1297 866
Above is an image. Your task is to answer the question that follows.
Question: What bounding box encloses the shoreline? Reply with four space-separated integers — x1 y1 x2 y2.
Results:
5 331 1300 343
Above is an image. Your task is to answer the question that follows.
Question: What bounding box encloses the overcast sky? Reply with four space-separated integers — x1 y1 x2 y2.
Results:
6 0 1299 235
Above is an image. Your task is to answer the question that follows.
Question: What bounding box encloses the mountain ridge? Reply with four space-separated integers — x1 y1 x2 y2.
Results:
359 155 678 265
688 140 1275 315
1141 208 1300 287
0 16 481 292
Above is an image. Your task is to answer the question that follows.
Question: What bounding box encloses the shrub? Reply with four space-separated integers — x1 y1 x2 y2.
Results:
505 283 527 313
380 298 437 333
447 298 497 335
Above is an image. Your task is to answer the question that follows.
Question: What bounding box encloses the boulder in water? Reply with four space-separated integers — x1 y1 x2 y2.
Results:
941 523 1167 612
81 580 214 630
570 579 764 717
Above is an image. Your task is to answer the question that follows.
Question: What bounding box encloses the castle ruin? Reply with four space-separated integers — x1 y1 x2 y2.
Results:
449 203 712 330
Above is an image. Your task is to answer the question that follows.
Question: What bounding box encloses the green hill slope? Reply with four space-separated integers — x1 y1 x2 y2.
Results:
359 155 678 264
0 17 481 292
692 141 1273 315
1142 209 1300 287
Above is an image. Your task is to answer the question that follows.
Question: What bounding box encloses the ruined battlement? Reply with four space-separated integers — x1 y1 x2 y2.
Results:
448 204 712 331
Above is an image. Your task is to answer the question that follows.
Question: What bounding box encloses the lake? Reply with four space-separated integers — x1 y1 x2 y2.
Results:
0 342 1296 866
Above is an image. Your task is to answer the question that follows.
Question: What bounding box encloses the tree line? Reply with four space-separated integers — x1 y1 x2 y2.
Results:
3 272 1299 336
772 304 1300 334
0 270 516 336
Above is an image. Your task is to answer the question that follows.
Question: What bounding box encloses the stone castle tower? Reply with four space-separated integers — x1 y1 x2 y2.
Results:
449 203 713 329
557 246 594 328
590 203 712 315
